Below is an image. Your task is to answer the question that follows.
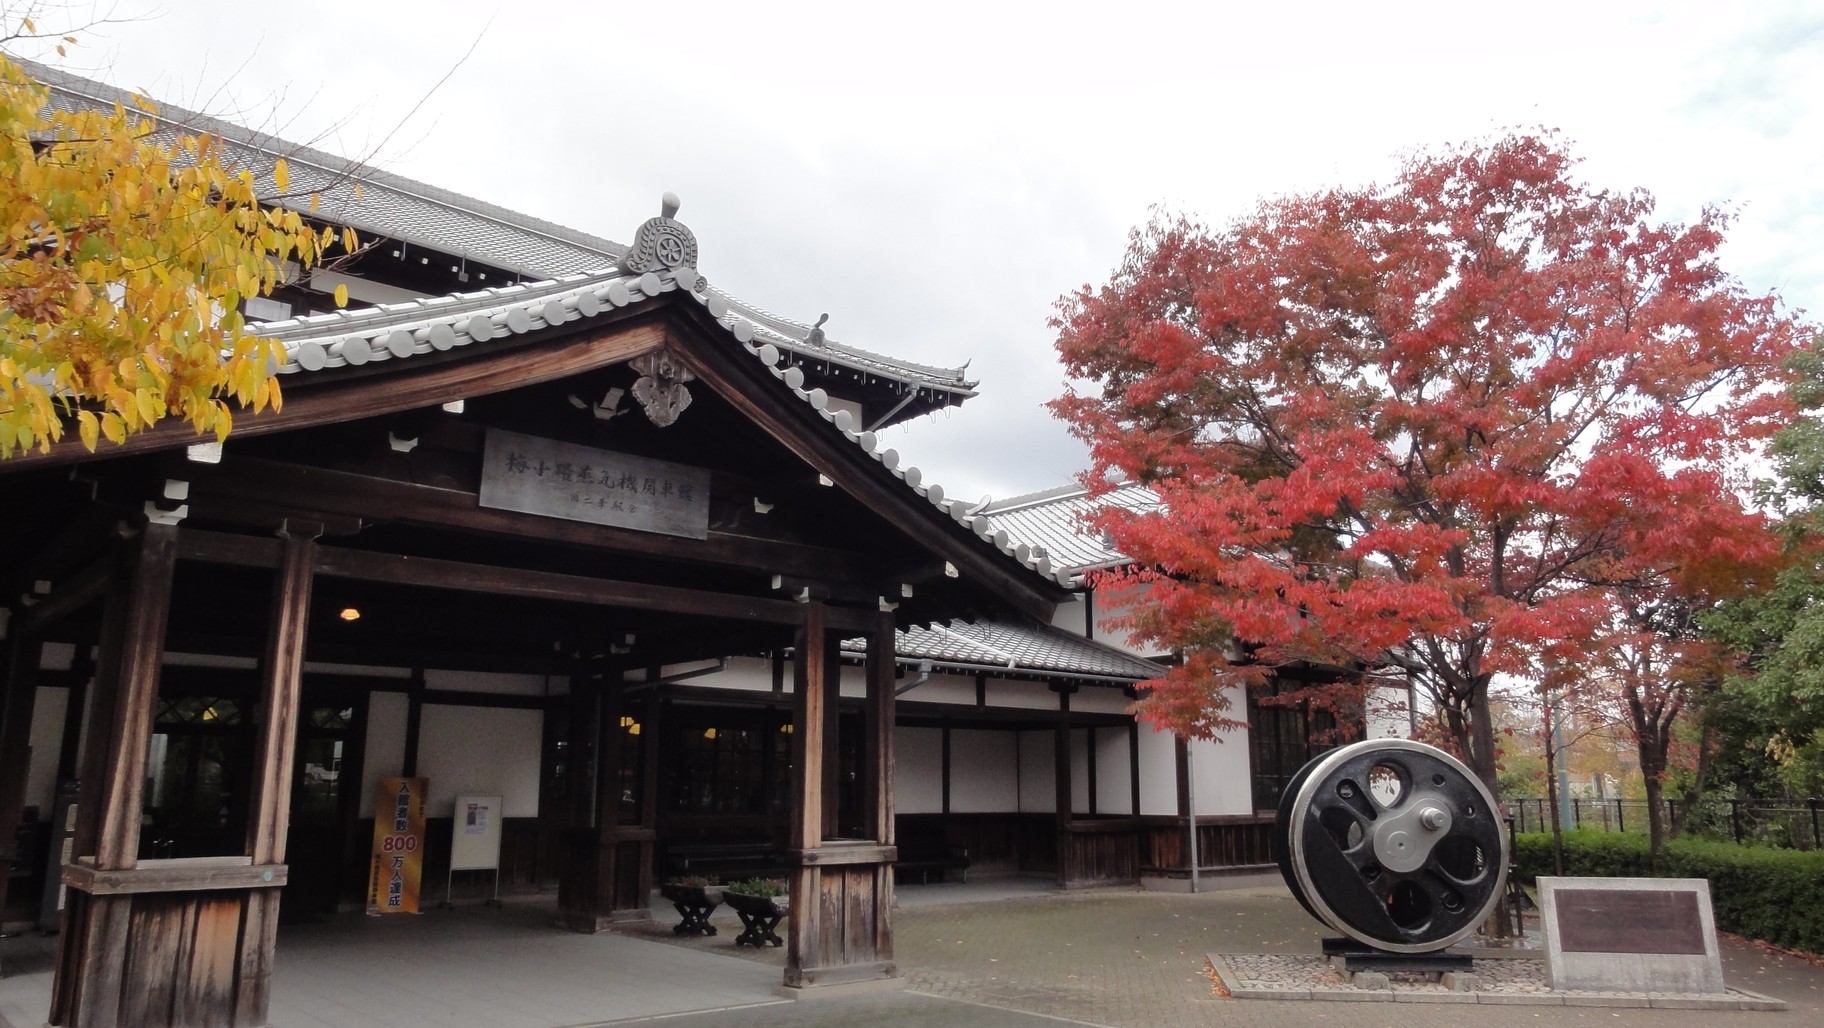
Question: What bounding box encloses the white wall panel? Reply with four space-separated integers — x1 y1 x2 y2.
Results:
418 704 543 818
359 691 409 818
1137 724 1179 815
1018 729 1054 813
1095 726 1134 814
897 727 943 814
948 729 1017 812
24 686 68 813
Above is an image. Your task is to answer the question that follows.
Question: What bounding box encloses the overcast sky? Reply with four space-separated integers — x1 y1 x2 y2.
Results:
20 1 1824 503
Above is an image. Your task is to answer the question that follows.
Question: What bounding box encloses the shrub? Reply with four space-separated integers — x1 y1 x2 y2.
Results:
725 877 787 898
1512 831 1824 955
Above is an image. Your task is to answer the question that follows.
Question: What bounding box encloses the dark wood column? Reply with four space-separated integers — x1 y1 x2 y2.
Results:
236 529 318 1025
557 670 653 932
783 600 899 991
0 623 45 921
50 523 317 1028
1053 685 1073 888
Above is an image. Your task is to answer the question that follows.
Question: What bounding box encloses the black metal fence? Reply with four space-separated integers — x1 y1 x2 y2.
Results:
1507 797 1824 850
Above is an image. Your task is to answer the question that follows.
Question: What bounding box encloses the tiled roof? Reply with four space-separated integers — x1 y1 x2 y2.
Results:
975 482 1157 583
842 619 1163 683
19 59 974 397
254 259 1078 589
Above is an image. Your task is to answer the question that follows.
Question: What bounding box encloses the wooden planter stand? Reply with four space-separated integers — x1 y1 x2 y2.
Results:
723 890 787 947
659 883 723 936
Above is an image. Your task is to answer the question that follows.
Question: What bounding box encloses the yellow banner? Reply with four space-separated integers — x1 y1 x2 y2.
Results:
366 776 427 915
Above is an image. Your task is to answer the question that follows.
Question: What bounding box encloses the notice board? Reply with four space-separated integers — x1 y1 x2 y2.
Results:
450 795 503 872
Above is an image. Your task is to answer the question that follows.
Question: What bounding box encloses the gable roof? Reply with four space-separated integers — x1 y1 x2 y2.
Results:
17 58 976 402
976 481 1158 584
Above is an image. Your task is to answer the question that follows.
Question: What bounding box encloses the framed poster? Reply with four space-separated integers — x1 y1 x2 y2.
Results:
450 795 503 872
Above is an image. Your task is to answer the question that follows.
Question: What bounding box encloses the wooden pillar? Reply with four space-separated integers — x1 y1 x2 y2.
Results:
1053 685 1073 888
783 600 899 991
821 633 842 839
235 529 318 1026
51 523 314 1028
0 623 45 921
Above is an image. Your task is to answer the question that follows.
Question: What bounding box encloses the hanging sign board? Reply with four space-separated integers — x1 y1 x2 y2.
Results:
450 795 503 872
366 776 427 915
479 428 710 539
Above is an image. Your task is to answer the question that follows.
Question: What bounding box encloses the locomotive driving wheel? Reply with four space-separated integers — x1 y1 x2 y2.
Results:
1276 739 1507 953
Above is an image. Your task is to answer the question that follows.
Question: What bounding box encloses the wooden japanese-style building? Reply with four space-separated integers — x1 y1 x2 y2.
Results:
0 60 1410 1028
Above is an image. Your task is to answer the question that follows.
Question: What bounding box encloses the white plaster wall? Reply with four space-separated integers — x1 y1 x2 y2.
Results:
1189 734 1253 816
897 726 943 814
896 673 975 706
1017 729 1054 813
358 692 409 818
1071 686 1133 715
423 669 550 697
1084 584 1166 659
1366 685 1413 739
948 730 1017 812
643 657 774 693
1095 727 1134 814
23 686 68 814
417 704 543 818
1051 595 1093 638
984 679 1058 711
1136 724 1180 815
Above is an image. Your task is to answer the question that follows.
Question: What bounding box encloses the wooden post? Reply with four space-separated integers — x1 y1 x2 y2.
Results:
865 610 896 960
786 599 827 980
0 625 44 922
235 528 317 1026
53 522 178 1028
783 599 899 990
1054 686 1073 888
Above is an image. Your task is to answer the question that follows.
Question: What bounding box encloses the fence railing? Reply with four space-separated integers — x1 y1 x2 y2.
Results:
1507 797 1824 850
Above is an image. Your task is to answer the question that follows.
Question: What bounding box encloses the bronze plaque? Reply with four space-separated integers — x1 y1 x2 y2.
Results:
1555 888 1706 954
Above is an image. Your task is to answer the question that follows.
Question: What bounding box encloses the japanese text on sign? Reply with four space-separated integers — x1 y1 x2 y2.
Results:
479 428 711 540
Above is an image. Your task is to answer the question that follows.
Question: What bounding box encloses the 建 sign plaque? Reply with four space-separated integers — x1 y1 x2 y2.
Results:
479 428 710 539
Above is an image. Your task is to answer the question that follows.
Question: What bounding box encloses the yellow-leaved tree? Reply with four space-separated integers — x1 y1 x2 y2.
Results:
0 46 342 457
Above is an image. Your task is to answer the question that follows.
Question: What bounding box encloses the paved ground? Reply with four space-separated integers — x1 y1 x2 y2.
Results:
4 876 1822 1027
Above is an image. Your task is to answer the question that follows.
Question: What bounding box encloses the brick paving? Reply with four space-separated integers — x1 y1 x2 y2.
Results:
7 877 1821 1027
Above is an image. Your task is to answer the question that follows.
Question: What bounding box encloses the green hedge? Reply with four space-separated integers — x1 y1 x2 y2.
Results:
1512 830 1824 955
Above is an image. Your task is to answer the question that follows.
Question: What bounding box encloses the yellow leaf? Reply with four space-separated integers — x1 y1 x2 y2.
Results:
333 283 349 308
273 158 290 193
77 410 99 451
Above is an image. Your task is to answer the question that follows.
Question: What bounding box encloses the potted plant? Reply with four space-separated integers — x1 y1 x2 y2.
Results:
659 875 723 936
722 877 788 947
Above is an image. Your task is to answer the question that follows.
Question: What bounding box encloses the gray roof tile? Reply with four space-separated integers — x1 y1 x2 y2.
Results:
20 59 973 396
841 619 1162 684
976 482 1157 582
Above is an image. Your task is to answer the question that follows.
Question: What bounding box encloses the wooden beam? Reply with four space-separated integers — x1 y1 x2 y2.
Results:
1 315 670 471
20 550 114 634
311 544 880 631
183 455 889 586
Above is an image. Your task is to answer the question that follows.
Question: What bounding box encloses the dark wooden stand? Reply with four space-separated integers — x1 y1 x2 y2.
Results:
1321 938 1473 973
660 884 721 936
724 890 785 947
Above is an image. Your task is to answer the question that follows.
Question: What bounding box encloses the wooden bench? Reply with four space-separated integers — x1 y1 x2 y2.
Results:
663 841 786 882
894 838 969 884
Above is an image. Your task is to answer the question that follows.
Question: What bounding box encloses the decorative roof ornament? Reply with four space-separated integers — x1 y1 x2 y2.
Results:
619 192 698 274
629 349 695 427
806 313 829 347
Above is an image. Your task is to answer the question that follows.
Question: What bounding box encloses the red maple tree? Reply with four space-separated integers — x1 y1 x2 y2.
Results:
1051 133 1805 791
